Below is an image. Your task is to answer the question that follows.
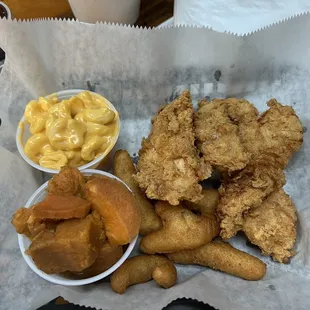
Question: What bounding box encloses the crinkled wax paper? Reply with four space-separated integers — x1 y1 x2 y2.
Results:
0 15 310 310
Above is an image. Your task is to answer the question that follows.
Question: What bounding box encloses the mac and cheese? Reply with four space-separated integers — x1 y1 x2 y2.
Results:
23 91 119 170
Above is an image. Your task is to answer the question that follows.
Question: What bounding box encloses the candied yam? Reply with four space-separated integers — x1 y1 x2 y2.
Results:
11 208 32 234
48 167 85 196
27 215 104 274
11 207 61 239
27 213 46 238
32 195 91 220
85 176 140 245
74 243 123 278
56 214 106 247
90 210 105 230
27 231 62 274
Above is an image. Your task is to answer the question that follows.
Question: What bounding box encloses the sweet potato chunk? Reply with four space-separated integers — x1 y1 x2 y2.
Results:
27 213 46 237
75 243 123 278
85 176 140 245
32 195 91 220
11 207 32 234
12 207 59 239
27 215 104 274
48 167 85 196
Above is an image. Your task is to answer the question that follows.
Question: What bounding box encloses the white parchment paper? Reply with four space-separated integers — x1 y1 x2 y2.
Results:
174 0 310 34
1 15 310 310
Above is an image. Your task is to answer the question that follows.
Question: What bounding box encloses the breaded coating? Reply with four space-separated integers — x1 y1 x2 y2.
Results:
114 150 162 235
217 164 286 239
195 98 303 172
110 255 177 294
167 240 266 281
140 202 219 254
48 167 85 196
243 189 297 263
239 99 303 168
183 188 219 219
135 91 212 206
195 98 258 172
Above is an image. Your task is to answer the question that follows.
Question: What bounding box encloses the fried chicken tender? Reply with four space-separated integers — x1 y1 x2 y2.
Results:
239 99 303 169
243 189 297 263
140 202 219 254
48 166 85 196
135 91 212 206
183 188 219 219
167 240 266 281
114 150 162 235
195 98 258 172
196 98 303 172
217 164 286 239
110 255 177 294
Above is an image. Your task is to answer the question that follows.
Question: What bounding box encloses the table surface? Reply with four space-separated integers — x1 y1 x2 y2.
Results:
3 0 174 27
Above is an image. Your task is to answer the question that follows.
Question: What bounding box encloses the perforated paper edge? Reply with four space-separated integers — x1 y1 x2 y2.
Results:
2 12 310 36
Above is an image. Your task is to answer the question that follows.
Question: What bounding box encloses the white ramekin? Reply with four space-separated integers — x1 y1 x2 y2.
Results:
16 89 120 174
18 169 138 286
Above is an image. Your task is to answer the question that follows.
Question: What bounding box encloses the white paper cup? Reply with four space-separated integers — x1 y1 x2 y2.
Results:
16 89 120 174
18 169 138 286
68 0 141 25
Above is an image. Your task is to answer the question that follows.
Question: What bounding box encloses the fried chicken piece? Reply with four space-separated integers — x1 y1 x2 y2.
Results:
140 201 219 254
196 98 303 172
48 167 85 197
217 164 286 239
195 98 258 172
243 189 297 263
239 99 303 168
135 91 212 206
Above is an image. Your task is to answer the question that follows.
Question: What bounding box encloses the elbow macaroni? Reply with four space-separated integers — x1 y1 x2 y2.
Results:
81 135 110 161
46 118 86 150
23 91 119 170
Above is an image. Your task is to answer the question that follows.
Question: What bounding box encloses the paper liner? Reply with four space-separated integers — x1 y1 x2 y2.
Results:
1 13 310 310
